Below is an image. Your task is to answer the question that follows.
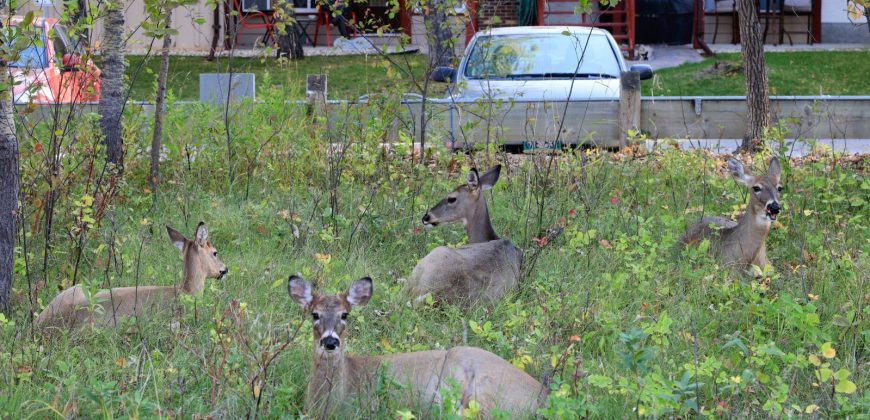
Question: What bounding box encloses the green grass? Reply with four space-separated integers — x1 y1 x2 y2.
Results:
644 51 870 96
126 53 432 101
123 51 870 101
3 100 869 417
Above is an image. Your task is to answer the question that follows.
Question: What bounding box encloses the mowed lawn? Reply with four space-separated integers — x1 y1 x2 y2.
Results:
644 51 870 96
126 53 432 101
124 50 870 101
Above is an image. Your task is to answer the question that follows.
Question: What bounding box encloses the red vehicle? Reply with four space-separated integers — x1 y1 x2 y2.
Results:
7 16 101 104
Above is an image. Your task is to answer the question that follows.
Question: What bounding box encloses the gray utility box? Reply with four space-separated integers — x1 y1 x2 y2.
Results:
199 73 256 105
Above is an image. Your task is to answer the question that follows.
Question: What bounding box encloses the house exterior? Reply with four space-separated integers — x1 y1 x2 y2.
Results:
18 0 869 55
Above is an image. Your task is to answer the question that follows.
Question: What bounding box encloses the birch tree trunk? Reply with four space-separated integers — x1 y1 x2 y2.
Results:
736 0 770 152
150 11 173 197
99 3 127 169
0 71 18 313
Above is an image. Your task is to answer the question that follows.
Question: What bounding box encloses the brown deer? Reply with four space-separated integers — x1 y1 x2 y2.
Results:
681 157 783 269
35 222 227 330
288 275 544 417
409 165 522 306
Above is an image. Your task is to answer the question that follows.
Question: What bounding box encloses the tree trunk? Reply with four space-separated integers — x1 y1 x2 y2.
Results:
736 0 770 152
150 11 173 198
275 0 304 59
426 0 456 68
99 4 127 169
0 71 18 313
208 5 220 61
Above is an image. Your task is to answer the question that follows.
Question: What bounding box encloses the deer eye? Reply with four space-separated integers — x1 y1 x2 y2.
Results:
777 186 783 192
213 251 218 257
447 197 457 204
312 313 320 320
752 186 762 193
341 313 348 320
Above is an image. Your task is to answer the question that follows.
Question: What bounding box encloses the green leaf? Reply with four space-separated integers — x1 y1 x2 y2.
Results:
835 379 857 394
587 374 613 388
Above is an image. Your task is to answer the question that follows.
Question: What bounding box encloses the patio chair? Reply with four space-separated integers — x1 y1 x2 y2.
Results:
313 5 358 47
231 0 275 48
708 0 738 44
782 0 814 44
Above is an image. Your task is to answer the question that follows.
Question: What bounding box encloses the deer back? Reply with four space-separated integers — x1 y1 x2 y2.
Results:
409 238 522 307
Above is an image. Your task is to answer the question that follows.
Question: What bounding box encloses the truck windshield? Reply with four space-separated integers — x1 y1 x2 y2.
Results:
464 33 620 80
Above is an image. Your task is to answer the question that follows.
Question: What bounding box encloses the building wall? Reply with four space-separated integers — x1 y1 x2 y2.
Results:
821 1 870 42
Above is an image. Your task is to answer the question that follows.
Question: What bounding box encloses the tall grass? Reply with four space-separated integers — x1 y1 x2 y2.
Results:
2 87 867 417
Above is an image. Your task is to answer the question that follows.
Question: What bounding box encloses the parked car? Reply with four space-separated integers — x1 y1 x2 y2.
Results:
7 16 100 104
430 26 652 150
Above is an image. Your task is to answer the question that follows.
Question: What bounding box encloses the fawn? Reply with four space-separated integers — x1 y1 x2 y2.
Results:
681 157 783 269
289 275 544 417
409 165 522 306
35 222 227 330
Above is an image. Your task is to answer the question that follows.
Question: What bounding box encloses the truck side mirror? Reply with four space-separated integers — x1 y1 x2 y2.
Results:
629 64 653 80
430 66 456 83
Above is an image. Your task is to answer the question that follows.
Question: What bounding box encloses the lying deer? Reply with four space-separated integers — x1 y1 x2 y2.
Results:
409 165 522 306
289 276 544 417
35 222 227 330
681 157 783 269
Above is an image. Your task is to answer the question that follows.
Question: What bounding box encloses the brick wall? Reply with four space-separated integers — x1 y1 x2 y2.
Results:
479 0 520 27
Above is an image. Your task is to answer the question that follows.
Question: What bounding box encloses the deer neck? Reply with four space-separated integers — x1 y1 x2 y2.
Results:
465 199 499 244
181 258 206 295
733 204 771 254
308 351 350 412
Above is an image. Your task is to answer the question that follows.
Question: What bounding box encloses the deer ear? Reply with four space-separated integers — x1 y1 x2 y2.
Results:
466 168 480 189
166 226 186 251
478 165 501 190
727 158 753 186
767 157 782 183
288 275 313 309
195 222 209 246
346 277 372 308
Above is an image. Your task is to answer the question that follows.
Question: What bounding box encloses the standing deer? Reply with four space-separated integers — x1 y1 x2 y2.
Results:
409 165 522 306
288 276 544 417
35 222 227 330
681 157 783 269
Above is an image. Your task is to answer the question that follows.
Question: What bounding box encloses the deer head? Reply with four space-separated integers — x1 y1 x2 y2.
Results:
166 222 228 293
288 276 372 358
727 157 783 223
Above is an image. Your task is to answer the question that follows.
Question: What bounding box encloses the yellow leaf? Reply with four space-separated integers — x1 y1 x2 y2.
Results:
805 404 819 414
730 375 741 384
821 342 836 359
808 354 821 367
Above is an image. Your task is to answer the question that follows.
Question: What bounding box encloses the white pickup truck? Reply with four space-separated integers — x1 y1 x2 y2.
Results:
429 26 652 151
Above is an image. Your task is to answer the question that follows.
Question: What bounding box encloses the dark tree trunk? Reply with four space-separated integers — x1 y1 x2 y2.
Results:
275 1 304 59
99 5 127 169
736 0 770 153
426 1 456 68
208 5 220 61
151 11 173 197
0 71 18 313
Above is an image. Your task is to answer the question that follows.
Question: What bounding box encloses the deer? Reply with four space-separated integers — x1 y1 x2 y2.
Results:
681 157 783 270
288 275 545 418
35 222 227 331
408 165 523 307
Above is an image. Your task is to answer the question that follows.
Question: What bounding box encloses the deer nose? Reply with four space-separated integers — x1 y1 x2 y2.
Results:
767 202 781 215
321 336 340 350
422 213 431 224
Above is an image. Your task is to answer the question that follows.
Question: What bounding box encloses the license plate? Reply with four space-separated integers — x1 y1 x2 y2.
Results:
522 140 564 153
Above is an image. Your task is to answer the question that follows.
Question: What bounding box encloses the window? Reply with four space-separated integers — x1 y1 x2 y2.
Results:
464 33 620 80
294 0 317 12
7 35 47 69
